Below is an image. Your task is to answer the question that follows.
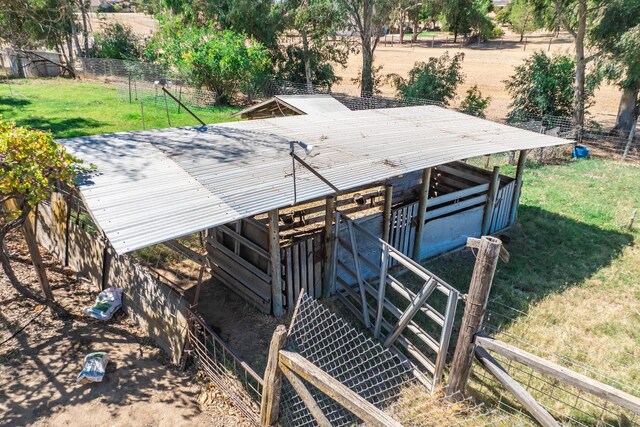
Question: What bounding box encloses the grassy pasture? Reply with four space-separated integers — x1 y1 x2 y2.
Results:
411 158 640 423
0 78 240 138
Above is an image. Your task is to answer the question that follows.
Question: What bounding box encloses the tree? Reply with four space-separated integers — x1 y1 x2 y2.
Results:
508 0 540 42
91 22 142 61
409 1 444 41
0 0 89 77
1 118 83 301
460 85 491 117
441 0 494 43
504 51 597 121
590 0 640 131
340 0 395 96
531 0 606 136
150 23 271 104
281 0 350 93
391 51 465 105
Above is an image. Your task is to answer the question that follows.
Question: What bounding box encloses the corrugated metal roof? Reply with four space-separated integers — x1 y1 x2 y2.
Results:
234 94 350 117
61 105 569 255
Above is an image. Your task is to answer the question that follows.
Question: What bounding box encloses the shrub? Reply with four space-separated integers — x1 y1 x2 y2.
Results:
390 51 465 105
91 22 142 61
505 51 591 121
150 24 271 105
460 85 491 118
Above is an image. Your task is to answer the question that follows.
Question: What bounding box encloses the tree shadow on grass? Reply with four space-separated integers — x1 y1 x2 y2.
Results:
15 117 107 138
0 96 31 112
418 205 634 329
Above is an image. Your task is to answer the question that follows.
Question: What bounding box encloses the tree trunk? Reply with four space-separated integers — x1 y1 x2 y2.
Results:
360 1 375 97
399 11 405 44
80 0 90 58
412 22 419 42
572 0 587 141
301 29 314 94
520 32 524 43
615 83 640 132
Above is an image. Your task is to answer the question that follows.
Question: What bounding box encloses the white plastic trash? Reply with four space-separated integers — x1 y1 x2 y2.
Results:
77 352 109 384
83 287 123 321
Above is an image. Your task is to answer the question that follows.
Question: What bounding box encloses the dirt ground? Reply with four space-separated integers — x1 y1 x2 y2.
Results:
0 230 251 426
332 30 621 126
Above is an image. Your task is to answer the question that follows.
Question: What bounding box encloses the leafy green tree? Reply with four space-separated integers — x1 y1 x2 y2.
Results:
280 0 349 93
339 0 396 96
150 23 270 104
1 118 83 301
460 84 490 117
391 51 465 105
508 0 540 42
505 51 596 121
91 22 142 61
441 0 494 42
590 0 640 131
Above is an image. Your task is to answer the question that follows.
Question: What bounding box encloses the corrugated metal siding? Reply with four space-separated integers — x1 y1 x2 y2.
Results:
61 106 569 254
275 95 351 114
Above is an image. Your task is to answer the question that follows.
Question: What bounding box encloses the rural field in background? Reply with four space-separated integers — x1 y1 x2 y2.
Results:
0 79 239 138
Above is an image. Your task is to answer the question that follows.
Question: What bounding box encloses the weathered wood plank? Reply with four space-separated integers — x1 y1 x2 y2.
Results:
268 210 283 317
313 236 322 299
509 149 528 224
208 237 271 283
475 334 640 415
413 168 431 260
322 195 336 298
481 166 501 235
292 243 301 302
424 195 487 221
475 345 560 427
207 244 271 299
382 184 393 243
218 224 270 259
260 325 287 426
300 240 308 296
278 350 403 427
279 364 332 427
285 247 294 310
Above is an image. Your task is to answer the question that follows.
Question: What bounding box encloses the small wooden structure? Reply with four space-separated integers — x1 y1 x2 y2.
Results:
234 94 350 120
59 106 567 317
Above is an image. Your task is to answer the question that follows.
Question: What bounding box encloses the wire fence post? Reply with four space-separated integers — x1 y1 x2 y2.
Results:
623 119 637 160
447 236 502 395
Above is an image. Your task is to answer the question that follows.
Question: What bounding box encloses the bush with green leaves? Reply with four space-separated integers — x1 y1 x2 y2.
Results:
505 51 596 122
460 85 491 118
391 51 465 105
149 23 270 105
92 23 142 61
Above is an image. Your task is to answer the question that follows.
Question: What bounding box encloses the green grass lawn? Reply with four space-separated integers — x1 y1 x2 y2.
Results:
0 78 240 139
415 158 640 423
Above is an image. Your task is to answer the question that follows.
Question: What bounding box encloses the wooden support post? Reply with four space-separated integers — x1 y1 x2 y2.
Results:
475 346 560 427
64 191 73 267
260 325 287 426
322 196 336 299
101 244 112 291
412 168 431 261
23 207 53 300
280 364 332 427
509 149 528 225
346 220 371 328
269 210 284 317
481 166 501 235
278 350 403 427
382 184 393 243
447 236 502 395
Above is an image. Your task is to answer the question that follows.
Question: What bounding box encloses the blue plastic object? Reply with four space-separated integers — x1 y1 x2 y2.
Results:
572 145 590 158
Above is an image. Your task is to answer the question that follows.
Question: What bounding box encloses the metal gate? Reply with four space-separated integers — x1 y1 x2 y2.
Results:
332 212 460 390
186 310 264 424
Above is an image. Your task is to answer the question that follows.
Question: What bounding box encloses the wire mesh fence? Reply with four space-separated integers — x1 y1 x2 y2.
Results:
465 300 640 427
71 57 639 162
280 294 520 426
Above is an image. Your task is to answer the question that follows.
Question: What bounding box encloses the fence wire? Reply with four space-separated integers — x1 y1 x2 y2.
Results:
73 57 639 162
281 294 517 426
466 300 640 427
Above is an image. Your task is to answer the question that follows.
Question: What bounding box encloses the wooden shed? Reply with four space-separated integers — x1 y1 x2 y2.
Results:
59 105 569 317
234 94 350 119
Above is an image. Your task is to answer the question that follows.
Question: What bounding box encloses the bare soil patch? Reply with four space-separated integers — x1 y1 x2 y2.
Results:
0 230 250 426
